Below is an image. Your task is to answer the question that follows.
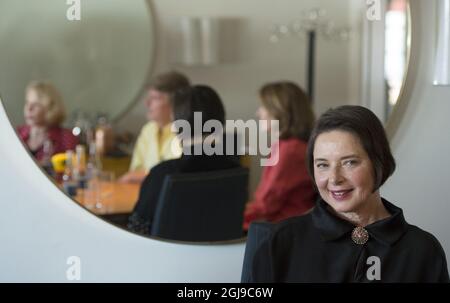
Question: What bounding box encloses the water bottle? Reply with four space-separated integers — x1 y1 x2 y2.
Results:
41 138 55 177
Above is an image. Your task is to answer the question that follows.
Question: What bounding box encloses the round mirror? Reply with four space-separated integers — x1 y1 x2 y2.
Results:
0 0 154 124
0 0 411 243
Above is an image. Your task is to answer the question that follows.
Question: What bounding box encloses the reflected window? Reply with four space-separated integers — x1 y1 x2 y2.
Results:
384 0 409 117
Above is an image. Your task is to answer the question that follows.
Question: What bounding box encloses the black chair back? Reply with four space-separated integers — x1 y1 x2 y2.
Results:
151 167 249 242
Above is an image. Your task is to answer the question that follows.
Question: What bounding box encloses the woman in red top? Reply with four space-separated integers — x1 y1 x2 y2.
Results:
243 81 316 230
17 81 78 164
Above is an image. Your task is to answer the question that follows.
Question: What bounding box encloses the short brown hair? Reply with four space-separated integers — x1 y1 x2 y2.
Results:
26 81 66 127
306 105 396 191
259 81 315 141
147 71 190 103
173 85 226 140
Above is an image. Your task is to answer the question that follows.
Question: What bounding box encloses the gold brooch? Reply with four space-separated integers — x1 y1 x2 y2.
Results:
351 227 369 245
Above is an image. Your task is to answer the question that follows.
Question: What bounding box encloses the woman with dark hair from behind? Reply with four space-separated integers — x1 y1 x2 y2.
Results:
246 105 449 282
243 81 316 231
127 85 241 235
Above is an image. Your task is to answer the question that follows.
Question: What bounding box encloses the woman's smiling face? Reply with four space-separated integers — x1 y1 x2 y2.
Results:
313 130 377 214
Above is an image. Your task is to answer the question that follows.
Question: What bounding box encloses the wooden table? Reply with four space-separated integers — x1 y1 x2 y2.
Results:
74 181 140 215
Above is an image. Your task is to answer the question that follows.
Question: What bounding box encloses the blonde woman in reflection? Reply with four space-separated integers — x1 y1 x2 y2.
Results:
17 81 78 164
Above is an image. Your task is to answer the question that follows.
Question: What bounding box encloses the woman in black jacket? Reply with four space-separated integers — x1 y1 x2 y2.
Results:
245 105 449 283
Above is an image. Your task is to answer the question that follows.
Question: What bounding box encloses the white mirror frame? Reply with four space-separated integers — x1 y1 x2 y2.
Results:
0 99 245 282
361 0 412 124
361 0 415 141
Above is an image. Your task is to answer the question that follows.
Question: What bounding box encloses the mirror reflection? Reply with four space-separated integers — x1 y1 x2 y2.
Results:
0 0 411 243
0 0 153 124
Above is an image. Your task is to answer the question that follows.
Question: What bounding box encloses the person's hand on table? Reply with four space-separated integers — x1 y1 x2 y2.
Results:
117 170 148 184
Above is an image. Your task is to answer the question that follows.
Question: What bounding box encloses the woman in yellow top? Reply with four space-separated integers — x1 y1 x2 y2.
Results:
119 71 190 183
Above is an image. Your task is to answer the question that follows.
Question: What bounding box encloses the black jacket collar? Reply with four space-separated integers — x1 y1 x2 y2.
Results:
311 198 409 246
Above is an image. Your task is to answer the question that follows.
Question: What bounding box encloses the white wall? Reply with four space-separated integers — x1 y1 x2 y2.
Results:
383 0 450 267
118 0 359 125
